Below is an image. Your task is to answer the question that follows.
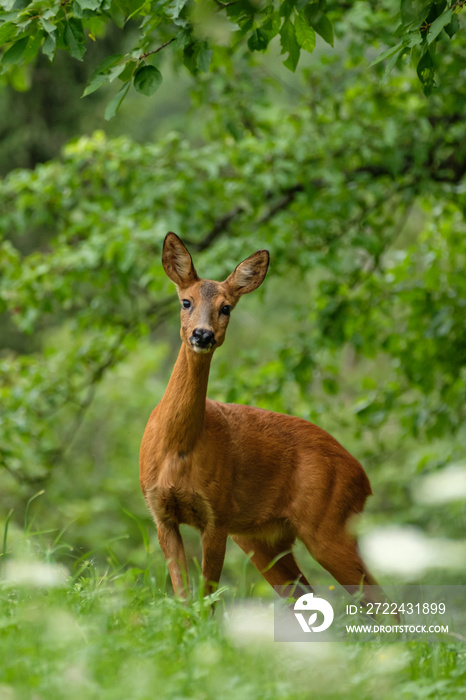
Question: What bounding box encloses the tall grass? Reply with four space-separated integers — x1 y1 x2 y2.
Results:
1 511 465 700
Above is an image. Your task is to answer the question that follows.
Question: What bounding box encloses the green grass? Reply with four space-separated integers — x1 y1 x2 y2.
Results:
1 524 466 700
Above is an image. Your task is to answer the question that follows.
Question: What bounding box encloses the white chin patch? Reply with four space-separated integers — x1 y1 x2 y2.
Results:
190 344 212 354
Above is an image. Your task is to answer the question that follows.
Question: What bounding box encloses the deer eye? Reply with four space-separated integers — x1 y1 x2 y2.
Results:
220 305 231 316
182 299 191 310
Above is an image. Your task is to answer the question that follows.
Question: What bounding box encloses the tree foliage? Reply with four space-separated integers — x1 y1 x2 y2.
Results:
1 36 466 496
371 0 465 94
0 0 464 116
0 0 465 578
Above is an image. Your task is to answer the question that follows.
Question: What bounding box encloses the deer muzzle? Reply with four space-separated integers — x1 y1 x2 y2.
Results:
190 328 216 353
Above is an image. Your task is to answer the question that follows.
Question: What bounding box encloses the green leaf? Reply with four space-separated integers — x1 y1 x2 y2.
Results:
72 0 99 17
261 6 280 35
82 53 128 95
23 28 43 64
183 42 197 74
88 53 125 80
444 14 460 38
133 64 162 96
400 0 430 28
63 18 86 60
117 59 136 82
1 37 29 65
381 46 404 81
294 14 316 53
174 27 192 50
75 0 102 10
247 28 270 52
302 0 325 24
370 41 404 67
406 31 423 48
0 22 17 45
280 18 300 72
42 31 56 60
226 0 254 31
109 0 126 28
416 49 435 95
182 41 212 75
427 9 452 44
295 0 313 10
197 43 213 72
126 0 147 21
40 17 56 34
279 0 298 19
445 14 460 39
83 63 126 96
104 80 130 119
312 13 333 46
165 0 188 20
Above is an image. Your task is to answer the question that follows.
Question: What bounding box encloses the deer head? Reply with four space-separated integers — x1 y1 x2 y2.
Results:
162 232 269 354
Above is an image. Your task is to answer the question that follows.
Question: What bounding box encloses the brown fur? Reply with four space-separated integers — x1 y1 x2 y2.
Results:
139 233 382 602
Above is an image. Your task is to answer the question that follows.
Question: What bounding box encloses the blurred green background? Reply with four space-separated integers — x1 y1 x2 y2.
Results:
1 0 466 697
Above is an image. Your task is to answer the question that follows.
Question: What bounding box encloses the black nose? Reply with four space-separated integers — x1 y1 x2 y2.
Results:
191 328 216 348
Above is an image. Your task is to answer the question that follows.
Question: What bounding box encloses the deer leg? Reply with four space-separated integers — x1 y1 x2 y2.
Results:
232 535 311 598
157 522 189 598
201 527 228 595
299 528 384 605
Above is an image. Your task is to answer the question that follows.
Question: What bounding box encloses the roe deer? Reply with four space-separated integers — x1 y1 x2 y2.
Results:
139 233 381 602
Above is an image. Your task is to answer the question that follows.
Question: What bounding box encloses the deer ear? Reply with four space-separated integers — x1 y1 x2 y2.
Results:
225 250 269 297
162 233 199 288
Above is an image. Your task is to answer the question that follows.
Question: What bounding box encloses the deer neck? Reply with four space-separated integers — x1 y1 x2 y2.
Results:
158 342 212 454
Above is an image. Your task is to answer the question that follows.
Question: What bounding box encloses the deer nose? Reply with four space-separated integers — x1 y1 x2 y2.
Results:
191 328 216 349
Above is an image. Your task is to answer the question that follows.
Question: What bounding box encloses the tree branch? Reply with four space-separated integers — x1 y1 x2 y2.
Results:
183 137 466 255
139 38 175 61
258 184 307 225
186 206 245 252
